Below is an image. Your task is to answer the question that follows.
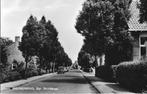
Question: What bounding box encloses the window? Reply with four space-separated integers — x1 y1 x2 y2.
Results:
141 47 146 56
141 37 147 45
140 36 147 58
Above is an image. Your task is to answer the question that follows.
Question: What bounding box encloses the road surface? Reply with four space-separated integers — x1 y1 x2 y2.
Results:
1 70 98 94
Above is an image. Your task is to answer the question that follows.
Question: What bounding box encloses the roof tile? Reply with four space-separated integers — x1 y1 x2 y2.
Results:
128 1 147 31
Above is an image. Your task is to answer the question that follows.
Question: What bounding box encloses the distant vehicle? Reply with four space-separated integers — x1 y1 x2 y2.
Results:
83 68 93 72
57 66 65 74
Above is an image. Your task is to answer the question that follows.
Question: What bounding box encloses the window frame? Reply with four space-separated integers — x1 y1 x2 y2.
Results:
139 35 147 58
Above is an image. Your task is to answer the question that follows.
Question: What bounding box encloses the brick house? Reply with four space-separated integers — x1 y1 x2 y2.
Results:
5 36 25 70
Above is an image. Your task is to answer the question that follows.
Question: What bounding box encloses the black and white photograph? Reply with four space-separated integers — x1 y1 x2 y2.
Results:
0 0 147 94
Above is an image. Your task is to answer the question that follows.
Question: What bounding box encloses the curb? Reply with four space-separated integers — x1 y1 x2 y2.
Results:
82 73 101 93
0 73 57 91
81 71 133 94
80 71 100 93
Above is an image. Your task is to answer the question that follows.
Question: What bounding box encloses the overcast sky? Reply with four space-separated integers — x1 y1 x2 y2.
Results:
1 0 85 62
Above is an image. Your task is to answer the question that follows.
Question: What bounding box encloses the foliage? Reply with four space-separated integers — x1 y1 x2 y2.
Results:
26 69 39 77
7 71 22 81
71 61 79 69
78 50 93 69
105 0 133 65
0 66 9 83
0 38 13 66
115 60 147 92
105 41 133 66
138 0 147 23
19 15 72 76
75 0 133 66
95 65 114 81
75 0 115 56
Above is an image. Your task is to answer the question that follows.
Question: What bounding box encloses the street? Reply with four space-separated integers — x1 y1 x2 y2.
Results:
1 70 98 94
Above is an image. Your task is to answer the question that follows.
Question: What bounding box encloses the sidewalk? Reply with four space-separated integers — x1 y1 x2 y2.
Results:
0 73 56 91
82 71 134 94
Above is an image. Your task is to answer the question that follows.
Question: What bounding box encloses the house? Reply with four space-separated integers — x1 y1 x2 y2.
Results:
128 1 147 60
5 36 25 70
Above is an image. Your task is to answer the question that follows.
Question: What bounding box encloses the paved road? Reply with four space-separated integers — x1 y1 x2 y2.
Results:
1 70 98 94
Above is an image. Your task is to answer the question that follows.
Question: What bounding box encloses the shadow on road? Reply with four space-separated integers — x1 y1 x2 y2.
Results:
41 74 87 84
41 70 89 84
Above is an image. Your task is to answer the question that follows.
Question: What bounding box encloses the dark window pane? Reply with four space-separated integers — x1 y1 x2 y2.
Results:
141 37 147 45
141 47 146 56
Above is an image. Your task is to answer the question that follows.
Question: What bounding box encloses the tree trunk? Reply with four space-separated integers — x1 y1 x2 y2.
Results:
24 56 29 78
94 55 98 77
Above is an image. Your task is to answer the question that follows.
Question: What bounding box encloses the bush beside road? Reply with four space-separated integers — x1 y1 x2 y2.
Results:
95 60 147 93
82 71 133 93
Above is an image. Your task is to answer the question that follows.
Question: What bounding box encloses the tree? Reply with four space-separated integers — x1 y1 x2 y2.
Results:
19 15 46 76
105 0 133 65
0 38 13 66
78 50 93 69
20 15 72 74
75 0 133 66
138 0 147 23
75 0 115 56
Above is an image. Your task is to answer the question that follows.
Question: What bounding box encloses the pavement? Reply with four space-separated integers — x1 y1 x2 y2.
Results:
0 73 57 91
81 71 134 94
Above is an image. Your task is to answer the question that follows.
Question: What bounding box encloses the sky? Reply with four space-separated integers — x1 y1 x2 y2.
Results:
1 0 85 62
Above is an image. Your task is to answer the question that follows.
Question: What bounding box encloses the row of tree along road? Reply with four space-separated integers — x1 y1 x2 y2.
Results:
0 16 72 82
19 16 72 76
75 0 147 92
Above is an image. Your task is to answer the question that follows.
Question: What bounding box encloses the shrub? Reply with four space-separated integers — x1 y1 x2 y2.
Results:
7 71 22 81
111 65 118 81
95 66 114 81
26 69 39 77
0 72 8 83
115 60 147 92
38 69 46 75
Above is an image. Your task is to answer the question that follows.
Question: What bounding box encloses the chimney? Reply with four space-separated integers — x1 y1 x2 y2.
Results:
15 36 20 43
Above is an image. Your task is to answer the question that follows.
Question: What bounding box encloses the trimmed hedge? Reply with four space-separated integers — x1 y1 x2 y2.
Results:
0 71 22 83
115 60 147 92
7 71 22 81
95 66 114 81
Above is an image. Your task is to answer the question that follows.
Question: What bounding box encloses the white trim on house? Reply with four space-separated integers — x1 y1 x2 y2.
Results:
139 34 147 58
129 29 147 31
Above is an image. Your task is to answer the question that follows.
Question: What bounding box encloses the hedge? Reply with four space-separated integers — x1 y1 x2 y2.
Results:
115 60 147 92
7 71 22 81
95 66 114 81
0 72 8 83
26 69 39 77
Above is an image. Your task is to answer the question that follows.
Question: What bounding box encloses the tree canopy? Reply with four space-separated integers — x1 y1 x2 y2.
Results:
138 0 147 23
0 38 13 66
19 15 72 74
75 0 133 66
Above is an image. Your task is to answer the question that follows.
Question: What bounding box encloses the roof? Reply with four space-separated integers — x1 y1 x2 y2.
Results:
128 1 147 31
5 42 25 64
